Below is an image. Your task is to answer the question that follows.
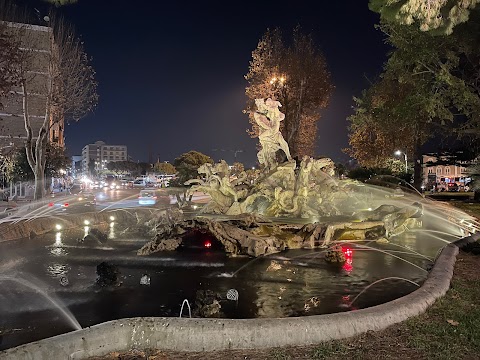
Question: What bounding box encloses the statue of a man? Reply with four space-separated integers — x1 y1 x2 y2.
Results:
254 98 292 168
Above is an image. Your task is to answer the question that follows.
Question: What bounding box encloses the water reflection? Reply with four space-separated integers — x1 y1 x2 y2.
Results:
54 232 62 246
46 263 70 277
50 247 68 256
50 231 68 256
108 221 115 239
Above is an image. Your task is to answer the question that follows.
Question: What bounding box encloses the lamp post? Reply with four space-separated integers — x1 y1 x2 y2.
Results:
269 75 286 100
395 150 408 173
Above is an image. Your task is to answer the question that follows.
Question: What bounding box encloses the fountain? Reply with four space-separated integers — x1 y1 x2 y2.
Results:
139 99 464 259
0 98 477 354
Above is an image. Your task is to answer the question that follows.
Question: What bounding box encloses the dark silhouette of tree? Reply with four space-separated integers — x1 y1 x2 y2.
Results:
10 144 70 182
43 0 77 6
173 151 213 185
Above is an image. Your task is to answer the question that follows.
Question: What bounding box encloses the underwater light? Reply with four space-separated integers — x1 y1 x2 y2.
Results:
55 224 62 230
84 220 90 225
109 216 115 221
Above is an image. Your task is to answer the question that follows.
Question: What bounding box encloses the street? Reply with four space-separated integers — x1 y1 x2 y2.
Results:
0 187 210 220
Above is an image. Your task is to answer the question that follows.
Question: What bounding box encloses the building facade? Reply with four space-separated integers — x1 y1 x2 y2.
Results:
0 22 63 152
82 141 128 174
422 154 472 191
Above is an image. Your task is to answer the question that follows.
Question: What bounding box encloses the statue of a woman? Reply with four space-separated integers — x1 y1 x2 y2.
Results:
254 98 292 168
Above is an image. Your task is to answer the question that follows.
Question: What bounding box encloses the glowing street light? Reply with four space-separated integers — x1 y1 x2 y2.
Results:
395 150 408 173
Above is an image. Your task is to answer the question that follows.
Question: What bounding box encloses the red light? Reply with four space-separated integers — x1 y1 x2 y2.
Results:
204 240 212 249
48 202 54 207
63 203 69 207
341 247 353 259
341 247 353 273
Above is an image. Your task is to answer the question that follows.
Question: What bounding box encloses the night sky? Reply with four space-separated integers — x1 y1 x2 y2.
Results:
25 0 389 167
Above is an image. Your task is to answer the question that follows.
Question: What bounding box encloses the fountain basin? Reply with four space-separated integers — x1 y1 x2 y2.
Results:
2 235 478 360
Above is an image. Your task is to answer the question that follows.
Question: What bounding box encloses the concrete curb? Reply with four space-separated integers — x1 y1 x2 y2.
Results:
1 233 479 359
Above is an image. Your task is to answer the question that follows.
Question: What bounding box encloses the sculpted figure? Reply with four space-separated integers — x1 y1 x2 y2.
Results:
254 98 292 168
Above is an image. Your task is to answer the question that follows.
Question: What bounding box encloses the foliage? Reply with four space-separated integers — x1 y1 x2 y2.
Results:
244 168 260 184
347 167 378 182
0 151 16 184
346 12 480 188
9 144 70 182
230 162 244 178
466 162 480 200
346 166 415 186
106 161 150 177
245 27 334 158
153 161 176 175
369 0 480 35
45 144 70 177
43 0 77 5
173 150 213 185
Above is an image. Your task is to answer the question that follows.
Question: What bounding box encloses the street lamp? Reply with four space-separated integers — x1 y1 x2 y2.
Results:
269 75 286 100
395 150 408 173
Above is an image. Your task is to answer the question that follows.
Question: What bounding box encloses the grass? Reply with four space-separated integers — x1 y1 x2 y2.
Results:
448 200 480 219
427 192 474 199
403 254 480 359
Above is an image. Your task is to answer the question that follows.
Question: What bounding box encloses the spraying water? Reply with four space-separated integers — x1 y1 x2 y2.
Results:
349 276 420 307
0 275 81 331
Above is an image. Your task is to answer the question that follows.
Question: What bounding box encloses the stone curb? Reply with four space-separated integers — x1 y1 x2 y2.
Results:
1 232 479 359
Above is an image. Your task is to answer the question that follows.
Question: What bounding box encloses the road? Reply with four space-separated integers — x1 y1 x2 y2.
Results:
0 188 210 219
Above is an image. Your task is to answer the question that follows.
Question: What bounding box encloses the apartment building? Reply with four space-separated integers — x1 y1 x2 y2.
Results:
0 21 63 152
422 154 473 191
82 141 128 174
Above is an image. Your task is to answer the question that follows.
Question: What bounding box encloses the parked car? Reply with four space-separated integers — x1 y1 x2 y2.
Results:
447 183 459 192
138 189 157 205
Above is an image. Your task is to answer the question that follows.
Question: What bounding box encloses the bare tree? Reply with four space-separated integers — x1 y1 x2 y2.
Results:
1 1 97 199
25 15 97 199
